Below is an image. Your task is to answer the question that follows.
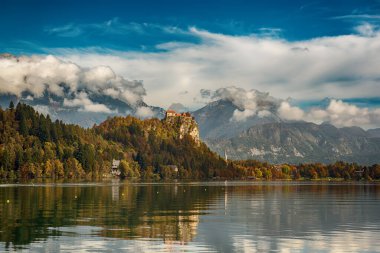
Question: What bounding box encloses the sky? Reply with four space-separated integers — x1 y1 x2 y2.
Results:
1 0 380 128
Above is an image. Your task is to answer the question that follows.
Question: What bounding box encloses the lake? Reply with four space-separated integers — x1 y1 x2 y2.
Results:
0 181 380 252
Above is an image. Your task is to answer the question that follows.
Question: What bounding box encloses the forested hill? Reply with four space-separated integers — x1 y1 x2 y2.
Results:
0 102 228 179
94 116 228 178
1 103 380 181
0 102 123 179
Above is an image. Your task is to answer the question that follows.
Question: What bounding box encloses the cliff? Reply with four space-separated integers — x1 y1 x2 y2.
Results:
164 111 200 145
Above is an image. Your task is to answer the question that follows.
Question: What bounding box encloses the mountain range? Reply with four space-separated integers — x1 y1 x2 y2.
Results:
0 93 165 128
192 99 380 165
2 93 379 164
2 94 379 165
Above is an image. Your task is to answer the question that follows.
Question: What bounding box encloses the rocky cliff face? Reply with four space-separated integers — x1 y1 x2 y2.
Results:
164 114 200 145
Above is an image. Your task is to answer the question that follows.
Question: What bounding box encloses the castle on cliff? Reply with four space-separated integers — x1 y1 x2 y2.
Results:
164 110 200 145
165 110 193 119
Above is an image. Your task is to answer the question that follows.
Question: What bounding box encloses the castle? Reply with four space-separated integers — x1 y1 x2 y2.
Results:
165 110 193 119
164 110 200 145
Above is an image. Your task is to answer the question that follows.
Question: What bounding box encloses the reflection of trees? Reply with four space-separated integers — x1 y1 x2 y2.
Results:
1 182 379 251
0 183 219 249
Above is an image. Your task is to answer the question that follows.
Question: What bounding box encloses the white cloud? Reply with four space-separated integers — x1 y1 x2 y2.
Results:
81 103 113 113
63 92 114 113
232 109 256 122
0 54 146 108
45 18 184 38
354 23 378 37
135 106 154 119
56 26 380 112
33 105 51 116
332 14 380 20
280 99 380 128
278 101 305 121
201 86 380 128
306 99 376 127
201 86 280 121
257 110 271 118
46 23 83 37
3 24 380 128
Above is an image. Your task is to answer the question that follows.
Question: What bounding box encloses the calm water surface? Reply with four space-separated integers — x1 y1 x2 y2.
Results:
0 181 379 252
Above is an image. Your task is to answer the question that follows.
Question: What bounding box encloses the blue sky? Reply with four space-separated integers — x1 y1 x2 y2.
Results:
2 0 380 52
1 0 380 128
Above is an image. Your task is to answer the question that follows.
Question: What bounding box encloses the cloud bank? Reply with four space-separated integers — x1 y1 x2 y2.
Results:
201 86 380 128
200 86 281 122
2 23 380 128
57 25 380 114
280 99 380 128
0 54 146 113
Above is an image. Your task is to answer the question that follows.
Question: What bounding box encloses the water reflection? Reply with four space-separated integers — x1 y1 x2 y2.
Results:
0 182 379 252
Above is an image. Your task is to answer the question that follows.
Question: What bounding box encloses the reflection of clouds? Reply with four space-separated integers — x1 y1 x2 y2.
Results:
230 230 380 253
197 184 380 253
304 230 380 253
25 229 216 253
232 235 258 253
2 226 379 253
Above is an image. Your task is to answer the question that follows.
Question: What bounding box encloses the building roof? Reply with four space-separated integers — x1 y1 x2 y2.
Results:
166 110 177 113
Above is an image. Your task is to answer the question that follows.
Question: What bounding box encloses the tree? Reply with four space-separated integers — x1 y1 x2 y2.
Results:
143 166 155 179
44 160 54 177
38 115 51 142
53 159 64 178
254 168 263 179
119 160 135 178
263 168 272 180
19 116 28 136
9 101 14 110
64 157 84 178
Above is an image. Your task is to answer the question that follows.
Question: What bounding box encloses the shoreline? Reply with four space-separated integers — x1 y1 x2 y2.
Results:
1 178 379 185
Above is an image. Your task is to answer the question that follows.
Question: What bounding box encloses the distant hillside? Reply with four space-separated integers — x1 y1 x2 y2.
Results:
207 122 380 164
193 99 380 165
368 128 380 138
0 93 166 128
193 99 281 139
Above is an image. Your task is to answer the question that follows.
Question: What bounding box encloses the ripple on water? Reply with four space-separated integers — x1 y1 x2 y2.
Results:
0 182 380 252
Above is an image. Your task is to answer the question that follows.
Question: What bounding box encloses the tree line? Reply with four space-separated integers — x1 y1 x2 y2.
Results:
0 102 379 180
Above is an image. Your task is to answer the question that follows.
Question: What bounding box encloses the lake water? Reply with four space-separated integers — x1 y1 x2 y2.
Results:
0 181 380 252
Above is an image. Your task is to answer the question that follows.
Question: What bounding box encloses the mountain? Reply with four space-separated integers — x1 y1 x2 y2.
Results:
0 93 165 128
193 99 380 165
193 99 281 139
207 122 380 164
367 128 380 138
